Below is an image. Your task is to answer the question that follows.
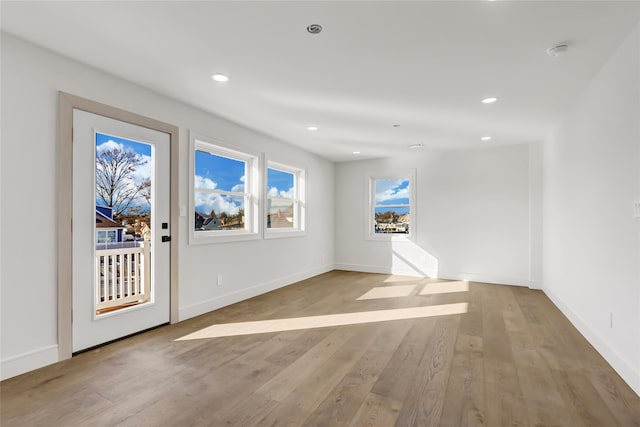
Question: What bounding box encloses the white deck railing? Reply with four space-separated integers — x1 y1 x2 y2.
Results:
95 240 150 312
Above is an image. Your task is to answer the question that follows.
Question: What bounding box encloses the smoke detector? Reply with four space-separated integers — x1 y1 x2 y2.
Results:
547 44 569 57
307 24 323 34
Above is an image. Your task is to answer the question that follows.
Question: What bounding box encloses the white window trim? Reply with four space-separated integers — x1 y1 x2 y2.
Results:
366 169 416 242
189 132 262 244
264 159 307 239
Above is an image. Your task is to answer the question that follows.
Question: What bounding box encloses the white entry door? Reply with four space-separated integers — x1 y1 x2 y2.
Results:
72 109 170 352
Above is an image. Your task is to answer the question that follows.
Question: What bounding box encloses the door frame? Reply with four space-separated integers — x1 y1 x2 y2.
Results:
57 92 179 360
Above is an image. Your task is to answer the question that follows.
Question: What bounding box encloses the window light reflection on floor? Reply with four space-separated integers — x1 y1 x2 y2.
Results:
420 280 469 295
356 284 416 300
175 303 468 341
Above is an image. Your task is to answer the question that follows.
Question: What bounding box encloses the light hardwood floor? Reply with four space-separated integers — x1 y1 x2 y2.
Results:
2 271 639 426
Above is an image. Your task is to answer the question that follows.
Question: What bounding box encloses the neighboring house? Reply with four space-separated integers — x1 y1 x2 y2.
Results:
132 221 151 240
202 217 221 230
195 212 224 231
95 206 126 244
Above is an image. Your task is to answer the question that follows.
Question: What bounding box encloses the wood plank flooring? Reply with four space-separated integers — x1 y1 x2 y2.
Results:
2 271 639 426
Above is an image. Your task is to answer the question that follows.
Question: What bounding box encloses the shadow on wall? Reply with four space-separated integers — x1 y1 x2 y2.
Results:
390 239 438 277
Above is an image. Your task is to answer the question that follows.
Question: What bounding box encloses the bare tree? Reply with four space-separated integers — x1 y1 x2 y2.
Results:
95 148 149 218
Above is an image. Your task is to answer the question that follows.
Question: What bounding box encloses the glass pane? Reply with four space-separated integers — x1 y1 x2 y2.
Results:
375 178 410 206
267 168 294 199
194 192 245 231
195 150 246 192
95 132 153 315
267 199 294 229
374 207 410 234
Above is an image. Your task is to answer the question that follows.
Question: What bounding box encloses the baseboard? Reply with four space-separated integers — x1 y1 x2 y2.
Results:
542 286 640 397
1 345 59 381
528 279 543 290
179 264 335 321
334 263 437 278
437 271 529 287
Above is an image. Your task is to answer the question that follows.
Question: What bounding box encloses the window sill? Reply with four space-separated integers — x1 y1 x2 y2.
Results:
264 230 307 239
189 231 261 245
365 233 413 242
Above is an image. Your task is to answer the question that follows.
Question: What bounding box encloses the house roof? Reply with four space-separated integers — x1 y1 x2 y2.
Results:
95 211 124 229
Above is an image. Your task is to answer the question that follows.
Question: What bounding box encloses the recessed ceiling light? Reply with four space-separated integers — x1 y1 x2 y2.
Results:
353 151 361 154
408 143 424 149
482 97 498 104
211 73 229 82
481 136 493 141
307 126 318 131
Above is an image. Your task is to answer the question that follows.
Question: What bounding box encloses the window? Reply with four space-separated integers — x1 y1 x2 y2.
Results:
190 134 260 244
368 171 415 240
265 161 306 237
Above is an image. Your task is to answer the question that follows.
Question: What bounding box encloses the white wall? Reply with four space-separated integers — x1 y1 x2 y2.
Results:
0 33 334 379
335 145 531 286
542 24 640 395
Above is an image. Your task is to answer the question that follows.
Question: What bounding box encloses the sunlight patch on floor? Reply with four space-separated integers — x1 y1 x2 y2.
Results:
356 285 416 300
175 303 469 340
420 280 469 295
382 275 421 283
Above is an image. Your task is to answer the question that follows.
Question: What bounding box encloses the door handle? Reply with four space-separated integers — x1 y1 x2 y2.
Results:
161 235 171 242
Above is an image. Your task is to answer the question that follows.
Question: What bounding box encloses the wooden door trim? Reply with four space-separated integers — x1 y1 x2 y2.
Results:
57 92 180 360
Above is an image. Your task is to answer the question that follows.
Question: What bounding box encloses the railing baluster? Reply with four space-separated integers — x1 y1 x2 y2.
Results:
143 240 151 298
109 254 115 301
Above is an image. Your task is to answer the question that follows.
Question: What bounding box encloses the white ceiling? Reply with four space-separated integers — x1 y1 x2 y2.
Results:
2 1 639 162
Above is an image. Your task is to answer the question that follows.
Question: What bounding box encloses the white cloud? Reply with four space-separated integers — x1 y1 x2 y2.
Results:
194 175 217 190
267 187 279 197
96 140 125 153
131 154 151 183
230 175 245 192
195 192 240 216
268 186 293 198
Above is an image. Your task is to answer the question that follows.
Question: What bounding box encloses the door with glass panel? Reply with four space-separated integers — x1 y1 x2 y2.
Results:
72 109 170 352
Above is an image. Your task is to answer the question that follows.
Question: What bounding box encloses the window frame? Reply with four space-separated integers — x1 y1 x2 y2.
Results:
264 159 306 239
189 132 261 244
367 169 416 241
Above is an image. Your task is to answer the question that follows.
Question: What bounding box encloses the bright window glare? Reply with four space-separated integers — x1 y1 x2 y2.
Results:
175 303 468 340
357 285 416 300
420 280 469 295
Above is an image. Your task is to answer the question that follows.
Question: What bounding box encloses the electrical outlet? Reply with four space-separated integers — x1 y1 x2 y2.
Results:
217 274 223 286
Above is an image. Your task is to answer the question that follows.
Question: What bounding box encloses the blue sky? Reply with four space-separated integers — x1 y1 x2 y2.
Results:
375 178 410 206
195 150 244 192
